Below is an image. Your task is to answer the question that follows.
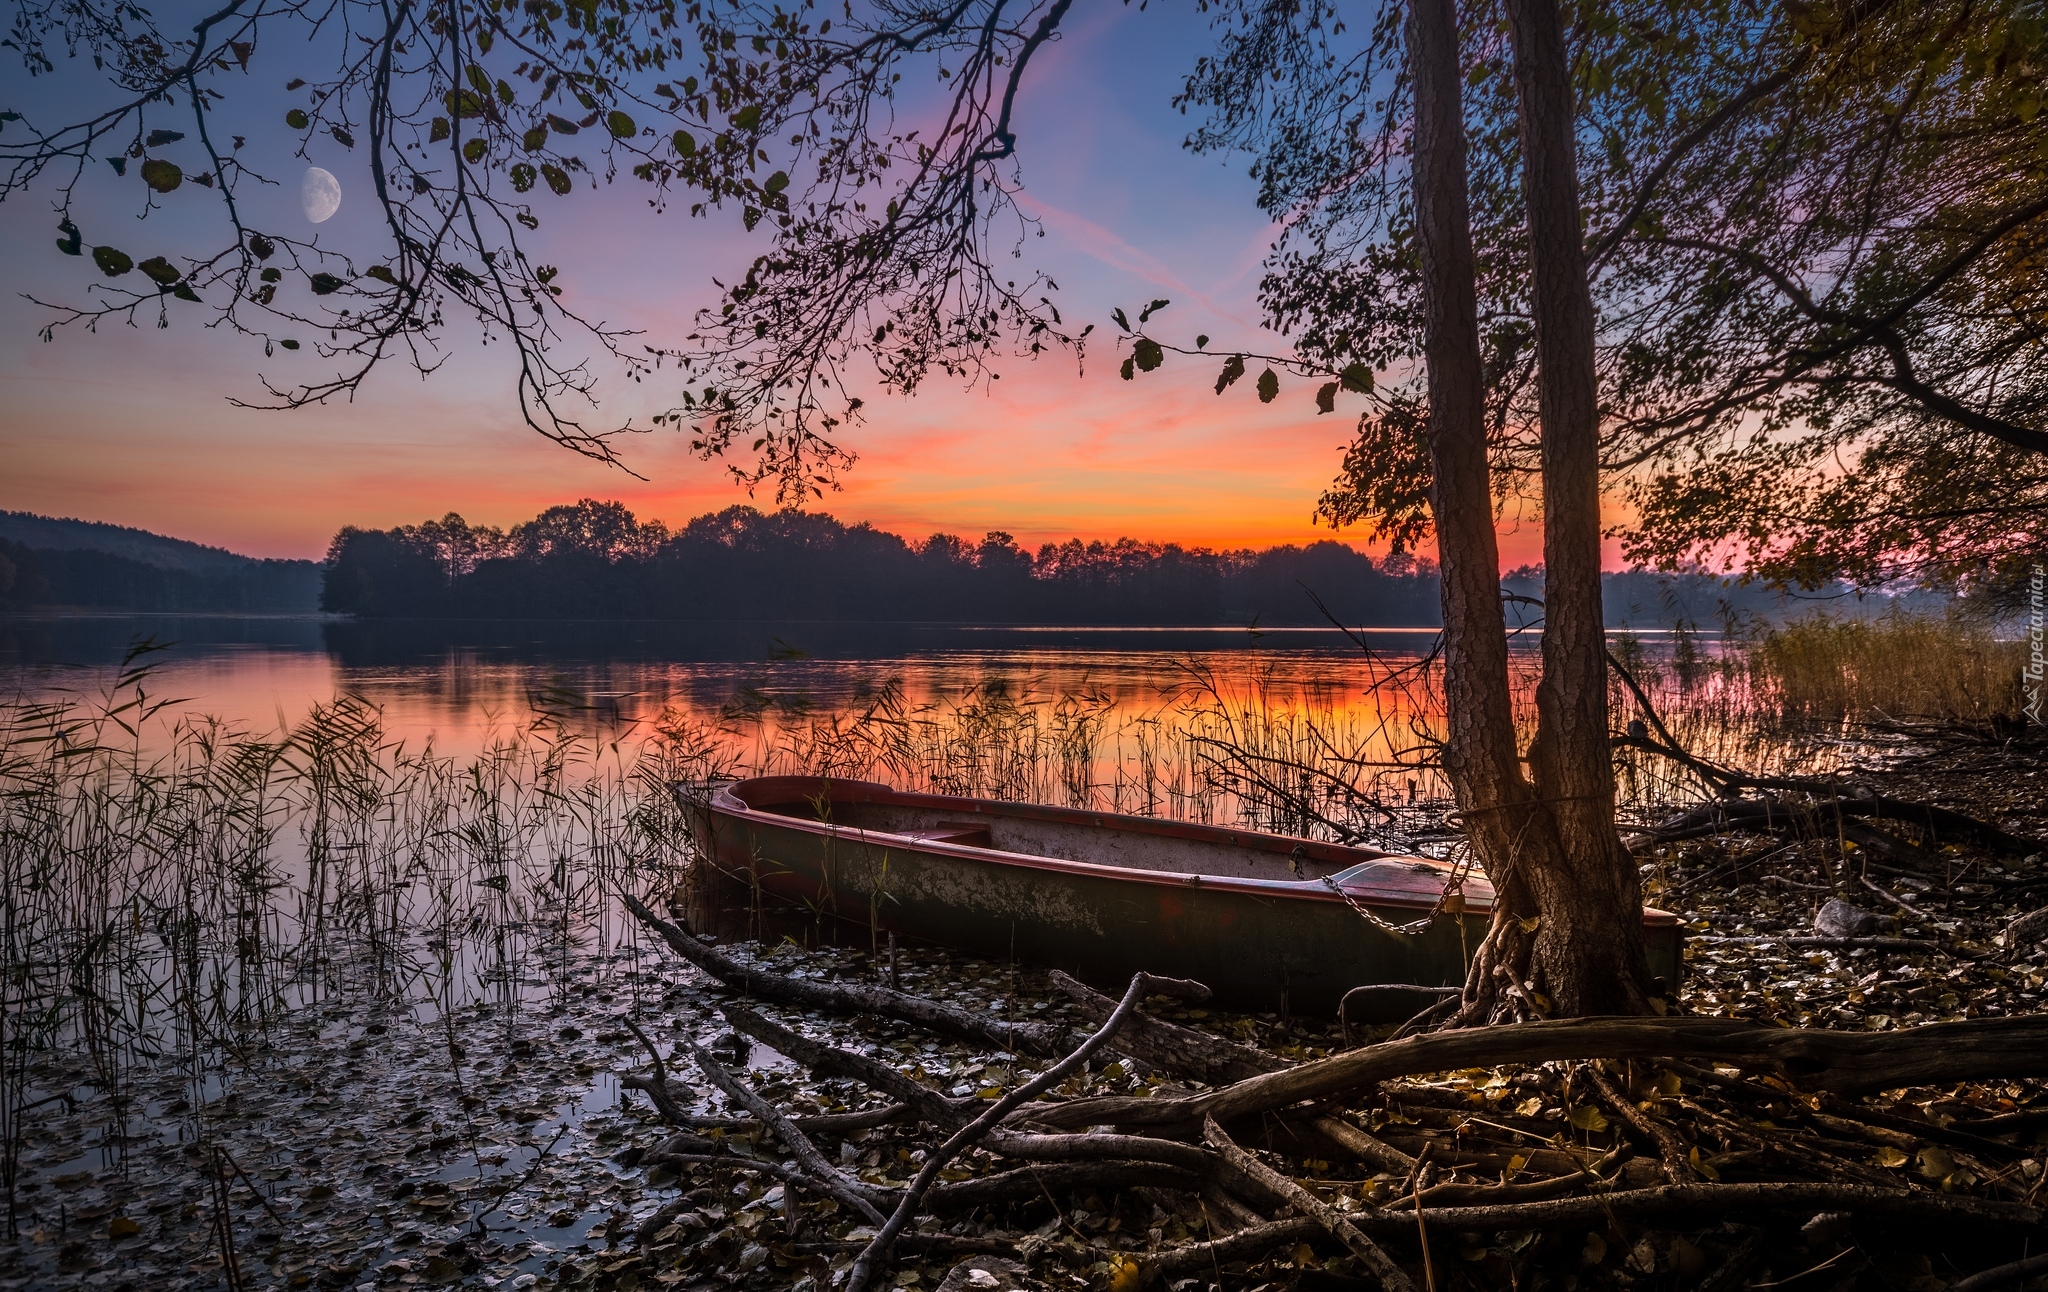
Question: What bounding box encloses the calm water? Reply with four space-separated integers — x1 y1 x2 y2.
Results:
0 613 1466 751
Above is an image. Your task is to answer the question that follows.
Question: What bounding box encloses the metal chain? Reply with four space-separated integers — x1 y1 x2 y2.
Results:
1318 853 1475 938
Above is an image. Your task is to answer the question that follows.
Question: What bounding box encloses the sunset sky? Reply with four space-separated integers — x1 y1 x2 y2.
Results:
0 7 1552 567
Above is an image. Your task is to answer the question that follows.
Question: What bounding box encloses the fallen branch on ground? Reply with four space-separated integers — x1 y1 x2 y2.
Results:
1202 1114 1414 1290
1029 1014 2048 1130
624 891 1072 1056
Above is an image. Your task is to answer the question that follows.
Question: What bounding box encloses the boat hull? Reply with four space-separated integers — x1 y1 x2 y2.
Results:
687 777 1682 1016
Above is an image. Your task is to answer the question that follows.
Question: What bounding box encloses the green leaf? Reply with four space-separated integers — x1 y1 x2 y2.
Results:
139 159 182 193
249 234 274 260
1316 381 1338 414
763 170 789 193
57 220 82 255
671 130 696 157
733 103 761 130
511 163 537 192
172 281 200 302
365 265 397 284
286 108 309 130
1256 367 1279 403
309 272 343 294
1111 307 1130 332
136 256 180 287
1133 337 1164 372
523 126 549 151
541 164 572 195
1340 361 1373 393
1215 354 1245 394
606 110 636 139
430 117 451 143
91 246 133 277
1138 297 1170 323
547 114 580 135
1194 334 1208 349
260 267 282 283
107 156 126 176
279 338 300 349
1119 356 1135 381
463 137 487 163
145 129 184 147
331 126 354 149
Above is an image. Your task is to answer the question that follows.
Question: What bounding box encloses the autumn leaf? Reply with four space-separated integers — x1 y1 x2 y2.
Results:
92 246 132 277
139 159 182 193
1215 354 1245 394
1316 381 1338 414
1256 367 1279 403
1567 1105 1609 1133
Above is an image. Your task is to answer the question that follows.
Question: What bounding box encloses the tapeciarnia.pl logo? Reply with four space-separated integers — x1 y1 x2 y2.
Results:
2027 564 2046 726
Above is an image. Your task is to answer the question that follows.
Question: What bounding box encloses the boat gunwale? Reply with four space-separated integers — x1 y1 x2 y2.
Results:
701 776 1680 927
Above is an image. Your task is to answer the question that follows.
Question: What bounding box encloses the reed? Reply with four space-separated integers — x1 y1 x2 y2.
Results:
0 630 1853 1239
1747 611 2025 722
0 645 700 1236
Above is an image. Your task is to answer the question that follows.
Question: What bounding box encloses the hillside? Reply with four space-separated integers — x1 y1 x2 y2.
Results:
0 512 322 613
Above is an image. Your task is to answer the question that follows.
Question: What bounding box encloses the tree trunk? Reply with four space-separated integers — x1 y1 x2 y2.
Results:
1407 0 1654 1020
1501 0 1654 1013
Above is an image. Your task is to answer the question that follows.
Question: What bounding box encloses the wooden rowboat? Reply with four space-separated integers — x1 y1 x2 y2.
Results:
685 776 1682 1016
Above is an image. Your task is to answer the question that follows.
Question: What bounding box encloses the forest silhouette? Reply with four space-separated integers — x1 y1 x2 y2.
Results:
320 500 1445 625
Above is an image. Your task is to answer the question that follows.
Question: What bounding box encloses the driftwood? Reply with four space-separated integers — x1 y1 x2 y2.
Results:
717 1002 969 1127
1625 792 2034 856
624 892 1072 1056
681 1035 887 1224
1029 1014 2048 1130
1687 934 1952 952
622 882 2048 1291
1138 1217 1322 1282
1339 1182 2042 1234
1582 1062 1698 1186
1202 1114 1414 1291
846 972 1211 1292
1048 969 1286 1083
1952 1251 2048 1292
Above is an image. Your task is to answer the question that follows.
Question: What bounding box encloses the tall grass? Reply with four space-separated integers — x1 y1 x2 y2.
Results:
0 627 1869 1235
1748 611 2025 722
0 645 699 1235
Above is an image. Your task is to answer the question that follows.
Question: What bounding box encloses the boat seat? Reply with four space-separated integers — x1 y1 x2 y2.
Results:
899 824 994 848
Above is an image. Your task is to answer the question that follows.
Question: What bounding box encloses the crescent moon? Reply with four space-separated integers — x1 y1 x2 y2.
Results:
302 167 341 224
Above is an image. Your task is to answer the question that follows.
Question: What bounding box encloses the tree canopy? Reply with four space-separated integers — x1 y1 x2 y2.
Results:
11 0 2047 585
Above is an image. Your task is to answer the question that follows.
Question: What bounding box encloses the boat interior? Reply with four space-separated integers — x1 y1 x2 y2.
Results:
741 782 1482 899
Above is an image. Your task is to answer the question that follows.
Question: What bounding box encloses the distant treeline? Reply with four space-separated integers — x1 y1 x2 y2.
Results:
321 501 1446 625
0 537 323 614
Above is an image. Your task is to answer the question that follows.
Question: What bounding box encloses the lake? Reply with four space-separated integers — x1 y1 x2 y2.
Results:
0 611 1763 830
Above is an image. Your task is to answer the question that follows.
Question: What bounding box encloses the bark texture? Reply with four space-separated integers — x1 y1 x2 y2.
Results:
1410 0 1652 1021
1484 0 1651 1015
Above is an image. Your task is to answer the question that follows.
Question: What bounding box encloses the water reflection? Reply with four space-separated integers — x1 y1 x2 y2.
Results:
0 614 1462 755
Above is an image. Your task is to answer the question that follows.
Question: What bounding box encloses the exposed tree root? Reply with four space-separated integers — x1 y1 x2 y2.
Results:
619 889 2048 1292
1032 1013 2048 1131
